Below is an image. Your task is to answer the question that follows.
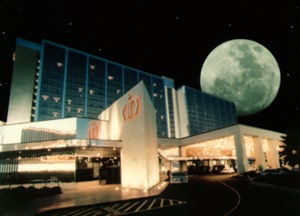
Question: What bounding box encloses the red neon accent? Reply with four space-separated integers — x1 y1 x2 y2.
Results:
123 93 141 121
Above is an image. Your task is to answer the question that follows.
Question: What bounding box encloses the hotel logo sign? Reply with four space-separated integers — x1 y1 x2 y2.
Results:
88 121 100 139
123 93 141 121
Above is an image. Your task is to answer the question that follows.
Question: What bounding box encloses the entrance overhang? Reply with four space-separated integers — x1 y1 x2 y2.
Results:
0 139 122 153
158 124 286 173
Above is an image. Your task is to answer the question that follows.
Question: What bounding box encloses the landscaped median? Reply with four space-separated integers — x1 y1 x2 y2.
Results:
235 168 300 190
0 185 62 203
253 171 300 188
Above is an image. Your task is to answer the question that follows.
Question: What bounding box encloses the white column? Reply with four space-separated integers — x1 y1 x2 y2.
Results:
179 146 186 157
234 127 248 173
179 146 187 172
253 136 267 171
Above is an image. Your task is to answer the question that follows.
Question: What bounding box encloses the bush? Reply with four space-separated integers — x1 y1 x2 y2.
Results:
0 186 62 204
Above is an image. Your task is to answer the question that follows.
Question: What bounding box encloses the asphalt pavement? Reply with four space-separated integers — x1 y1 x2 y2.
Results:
2 173 300 216
0 179 168 216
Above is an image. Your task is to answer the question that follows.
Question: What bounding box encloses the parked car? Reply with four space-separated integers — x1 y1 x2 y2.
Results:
261 167 292 176
220 167 235 174
169 171 189 184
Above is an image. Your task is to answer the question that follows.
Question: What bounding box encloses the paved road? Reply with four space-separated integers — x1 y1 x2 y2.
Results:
36 174 300 216
224 176 300 216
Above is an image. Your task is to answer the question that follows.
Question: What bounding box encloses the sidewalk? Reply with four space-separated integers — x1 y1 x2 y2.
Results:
1 180 169 216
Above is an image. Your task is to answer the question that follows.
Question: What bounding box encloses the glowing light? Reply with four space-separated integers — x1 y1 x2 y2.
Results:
42 95 49 100
56 62 63 67
18 162 75 172
53 97 60 102
182 136 236 159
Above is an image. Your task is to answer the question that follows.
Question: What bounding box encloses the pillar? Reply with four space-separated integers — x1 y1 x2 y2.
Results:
179 146 187 172
253 136 267 171
234 127 248 173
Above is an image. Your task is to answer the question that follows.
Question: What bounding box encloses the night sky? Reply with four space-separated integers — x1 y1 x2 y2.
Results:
1 0 300 133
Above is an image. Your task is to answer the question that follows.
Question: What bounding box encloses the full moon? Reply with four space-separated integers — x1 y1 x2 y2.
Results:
200 39 281 116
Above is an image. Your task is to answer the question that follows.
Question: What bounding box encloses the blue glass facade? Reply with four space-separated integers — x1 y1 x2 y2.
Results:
183 86 237 135
35 40 170 137
10 38 238 139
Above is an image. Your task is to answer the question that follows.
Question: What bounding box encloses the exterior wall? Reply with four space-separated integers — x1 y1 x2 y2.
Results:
0 118 76 146
7 40 40 124
98 81 159 190
0 117 115 147
178 86 237 136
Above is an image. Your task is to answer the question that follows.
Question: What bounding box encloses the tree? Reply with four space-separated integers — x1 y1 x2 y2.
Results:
279 128 300 170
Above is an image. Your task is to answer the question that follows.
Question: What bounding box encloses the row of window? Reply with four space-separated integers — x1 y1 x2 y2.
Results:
36 42 169 137
184 87 237 135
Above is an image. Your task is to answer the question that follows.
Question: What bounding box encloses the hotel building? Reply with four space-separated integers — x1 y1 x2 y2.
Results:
0 38 284 190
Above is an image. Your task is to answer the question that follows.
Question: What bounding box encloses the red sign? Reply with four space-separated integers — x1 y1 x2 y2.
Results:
123 93 141 121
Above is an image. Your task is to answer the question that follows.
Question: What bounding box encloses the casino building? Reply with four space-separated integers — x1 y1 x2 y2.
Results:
0 38 285 190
